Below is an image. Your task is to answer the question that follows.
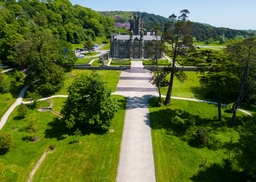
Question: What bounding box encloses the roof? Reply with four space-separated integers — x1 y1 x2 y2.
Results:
113 35 161 41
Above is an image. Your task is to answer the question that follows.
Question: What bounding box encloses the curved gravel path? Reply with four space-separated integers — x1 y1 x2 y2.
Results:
0 85 29 130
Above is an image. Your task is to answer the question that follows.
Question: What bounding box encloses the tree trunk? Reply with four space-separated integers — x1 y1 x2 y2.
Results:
156 53 162 102
217 85 222 122
164 64 176 105
164 40 178 105
230 62 249 126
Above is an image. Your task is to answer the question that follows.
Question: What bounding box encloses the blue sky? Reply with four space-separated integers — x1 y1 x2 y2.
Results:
70 0 256 30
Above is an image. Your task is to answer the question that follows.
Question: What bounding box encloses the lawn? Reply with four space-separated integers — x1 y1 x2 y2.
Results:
1 95 126 182
160 71 203 99
143 59 171 66
75 57 94 64
85 52 98 56
111 59 131 66
0 71 24 118
101 43 110 50
149 98 249 182
56 69 121 95
0 93 16 119
71 43 84 50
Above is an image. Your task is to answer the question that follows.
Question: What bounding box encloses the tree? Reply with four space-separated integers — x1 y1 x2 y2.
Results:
17 103 28 118
145 27 167 102
0 132 12 154
84 39 93 53
162 9 194 105
226 38 256 126
191 50 236 121
61 72 118 130
235 118 256 178
25 56 65 96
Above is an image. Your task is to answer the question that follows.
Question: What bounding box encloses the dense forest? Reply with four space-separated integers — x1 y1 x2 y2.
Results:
0 0 115 66
99 11 254 42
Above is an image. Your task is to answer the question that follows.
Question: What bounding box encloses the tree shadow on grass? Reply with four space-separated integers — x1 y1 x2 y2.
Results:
149 105 221 138
190 159 254 182
44 118 107 141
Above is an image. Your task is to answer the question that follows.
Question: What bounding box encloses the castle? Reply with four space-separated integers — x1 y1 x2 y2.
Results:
110 15 162 59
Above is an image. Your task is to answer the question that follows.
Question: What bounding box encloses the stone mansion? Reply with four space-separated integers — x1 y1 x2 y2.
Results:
110 15 162 59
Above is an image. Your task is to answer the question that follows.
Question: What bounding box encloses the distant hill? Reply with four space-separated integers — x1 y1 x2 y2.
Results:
99 11 254 42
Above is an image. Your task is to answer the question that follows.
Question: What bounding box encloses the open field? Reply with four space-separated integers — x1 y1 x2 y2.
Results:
1 95 126 182
149 98 249 182
56 69 121 95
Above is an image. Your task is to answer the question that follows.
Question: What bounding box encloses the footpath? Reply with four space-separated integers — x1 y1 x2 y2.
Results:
113 61 157 182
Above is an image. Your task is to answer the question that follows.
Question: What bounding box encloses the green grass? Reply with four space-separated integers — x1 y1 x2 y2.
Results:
149 98 248 182
75 58 94 64
0 93 16 118
160 72 203 99
1 95 126 182
101 43 110 50
91 59 103 66
143 59 171 66
0 71 24 118
56 70 121 95
111 59 131 66
72 44 84 50
86 52 98 56
50 98 67 113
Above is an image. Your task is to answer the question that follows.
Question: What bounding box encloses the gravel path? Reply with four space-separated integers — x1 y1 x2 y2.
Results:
113 61 157 182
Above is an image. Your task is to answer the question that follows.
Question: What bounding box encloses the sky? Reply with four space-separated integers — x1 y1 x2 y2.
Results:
70 0 256 30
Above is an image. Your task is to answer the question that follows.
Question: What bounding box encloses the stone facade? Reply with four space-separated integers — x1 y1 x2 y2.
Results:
110 15 162 59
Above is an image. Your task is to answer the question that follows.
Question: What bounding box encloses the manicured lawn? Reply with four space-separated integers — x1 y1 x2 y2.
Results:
143 59 170 66
101 43 110 50
0 71 24 118
75 58 94 64
91 58 103 66
72 43 84 50
0 93 16 118
56 69 121 95
50 97 66 113
111 59 131 66
160 71 203 99
86 52 98 56
1 95 126 182
149 98 248 182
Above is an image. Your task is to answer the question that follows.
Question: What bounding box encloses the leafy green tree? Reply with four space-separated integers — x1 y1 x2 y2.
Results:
191 50 237 121
13 40 33 69
61 72 118 130
84 39 93 53
226 38 256 126
0 132 12 154
235 118 256 177
17 103 28 118
49 40 77 72
25 57 65 96
0 74 10 94
162 9 194 105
